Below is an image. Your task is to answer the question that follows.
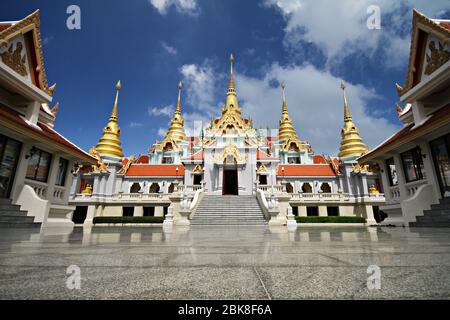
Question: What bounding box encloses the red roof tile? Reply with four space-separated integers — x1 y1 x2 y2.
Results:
257 149 276 160
125 164 185 177
136 155 149 164
0 104 96 163
313 155 327 164
277 164 336 177
441 22 450 31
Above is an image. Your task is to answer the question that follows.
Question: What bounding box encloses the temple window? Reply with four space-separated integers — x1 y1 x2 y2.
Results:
302 183 312 193
26 147 52 183
320 182 331 193
149 183 160 193
259 175 267 185
401 147 426 182
287 156 300 164
386 157 398 186
193 175 202 185
122 207 134 217
162 156 174 164
168 183 175 193
286 182 294 193
130 183 141 193
327 206 339 216
306 206 319 216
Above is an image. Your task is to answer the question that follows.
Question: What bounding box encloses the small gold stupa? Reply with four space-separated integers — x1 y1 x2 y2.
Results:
338 80 368 160
278 82 300 143
162 81 186 144
95 80 124 162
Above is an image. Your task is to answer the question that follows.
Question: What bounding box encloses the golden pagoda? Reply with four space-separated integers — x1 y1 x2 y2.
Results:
94 80 124 162
338 80 368 159
161 81 186 146
212 53 249 134
278 82 300 144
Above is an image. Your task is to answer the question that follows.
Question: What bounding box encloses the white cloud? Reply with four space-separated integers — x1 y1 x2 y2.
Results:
129 122 144 128
157 127 167 137
234 63 399 155
148 105 174 117
264 0 450 68
161 41 177 55
149 0 198 15
179 61 218 116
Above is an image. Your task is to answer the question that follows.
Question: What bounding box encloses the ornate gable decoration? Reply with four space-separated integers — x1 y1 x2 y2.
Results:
118 155 136 174
192 164 203 174
0 10 53 95
256 164 268 174
424 40 450 75
396 9 450 97
0 42 27 76
213 140 247 164
88 147 109 173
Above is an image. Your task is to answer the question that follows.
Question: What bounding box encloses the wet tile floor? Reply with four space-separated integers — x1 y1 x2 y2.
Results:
0 225 449 299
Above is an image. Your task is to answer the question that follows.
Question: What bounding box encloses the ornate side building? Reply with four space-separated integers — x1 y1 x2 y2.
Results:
70 54 384 226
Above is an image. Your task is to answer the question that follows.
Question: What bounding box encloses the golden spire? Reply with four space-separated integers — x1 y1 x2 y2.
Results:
224 52 241 114
95 80 124 162
163 81 186 144
278 82 299 143
338 80 368 159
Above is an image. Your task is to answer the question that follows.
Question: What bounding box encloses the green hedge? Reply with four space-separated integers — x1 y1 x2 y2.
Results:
93 216 165 224
295 216 366 223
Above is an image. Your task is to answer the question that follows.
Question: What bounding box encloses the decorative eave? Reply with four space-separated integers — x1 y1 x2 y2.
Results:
397 9 450 97
0 10 52 95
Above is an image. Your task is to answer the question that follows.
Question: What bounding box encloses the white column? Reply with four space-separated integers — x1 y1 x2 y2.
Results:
298 206 307 217
25 101 40 125
10 142 32 202
420 141 441 200
155 206 164 217
45 153 61 204
84 205 96 226
134 206 143 217
393 154 408 201
318 206 327 216
378 160 392 202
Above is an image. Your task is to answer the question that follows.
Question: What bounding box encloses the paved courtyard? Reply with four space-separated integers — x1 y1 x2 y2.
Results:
0 225 449 299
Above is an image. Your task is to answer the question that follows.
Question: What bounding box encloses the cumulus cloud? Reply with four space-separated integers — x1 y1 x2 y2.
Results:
234 63 399 155
148 105 174 117
264 0 450 68
149 0 198 15
161 41 177 55
157 127 167 137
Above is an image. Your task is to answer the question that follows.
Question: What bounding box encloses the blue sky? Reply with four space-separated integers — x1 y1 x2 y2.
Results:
2 0 450 156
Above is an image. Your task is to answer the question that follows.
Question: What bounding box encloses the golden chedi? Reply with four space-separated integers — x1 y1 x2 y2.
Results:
338 80 369 160
163 81 186 144
278 82 299 143
95 80 124 163
224 53 241 116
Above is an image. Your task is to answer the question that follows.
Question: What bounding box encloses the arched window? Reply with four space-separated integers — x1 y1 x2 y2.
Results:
130 183 141 193
168 183 175 193
149 183 160 193
286 182 294 194
302 183 312 193
320 183 331 193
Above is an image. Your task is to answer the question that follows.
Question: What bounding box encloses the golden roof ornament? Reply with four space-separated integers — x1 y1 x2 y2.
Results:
161 80 186 147
50 102 59 117
338 80 369 160
278 82 300 146
396 103 403 115
94 80 124 162
224 52 241 114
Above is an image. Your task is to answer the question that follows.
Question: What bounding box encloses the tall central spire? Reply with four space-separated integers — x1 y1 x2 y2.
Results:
224 53 240 114
95 80 124 163
163 80 186 144
338 80 368 160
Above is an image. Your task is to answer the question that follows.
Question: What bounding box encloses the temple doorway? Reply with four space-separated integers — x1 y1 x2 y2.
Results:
223 168 238 195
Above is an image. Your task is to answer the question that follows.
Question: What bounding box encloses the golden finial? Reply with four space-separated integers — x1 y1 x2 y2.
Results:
396 103 403 115
50 102 59 116
176 80 183 113
229 53 235 89
48 83 57 95
94 80 124 162
162 81 186 145
338 80 368 160
281 81 288 113
395 83 404 95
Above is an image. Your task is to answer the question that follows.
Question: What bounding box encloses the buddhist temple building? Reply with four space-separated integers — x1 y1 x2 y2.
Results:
69 54 384 226
0 11 97 230
359 9 450 227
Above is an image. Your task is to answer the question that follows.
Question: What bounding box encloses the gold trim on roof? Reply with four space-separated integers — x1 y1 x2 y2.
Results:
0 10 52 95
213 139 247 164
0 41 27 76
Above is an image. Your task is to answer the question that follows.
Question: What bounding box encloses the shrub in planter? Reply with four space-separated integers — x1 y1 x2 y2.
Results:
93 216 165 224
295 216 366 223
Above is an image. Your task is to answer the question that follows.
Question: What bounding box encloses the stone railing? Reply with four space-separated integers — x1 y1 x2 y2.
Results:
257 184 285 194
114 192 164 200
388 186 401 204
177 185 203 193
52 186 66 204
25 179 47 199
405 179 427 197
289 193 350 202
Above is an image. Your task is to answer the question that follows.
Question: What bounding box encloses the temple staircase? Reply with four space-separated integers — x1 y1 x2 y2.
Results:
410 197 450 227
0 198 41 228
191 195 267 226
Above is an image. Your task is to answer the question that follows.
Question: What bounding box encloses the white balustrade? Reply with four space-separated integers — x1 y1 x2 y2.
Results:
289 193 350 202
52 186 66 203
406 180 427 197
25 180 47 199
177 185 202 193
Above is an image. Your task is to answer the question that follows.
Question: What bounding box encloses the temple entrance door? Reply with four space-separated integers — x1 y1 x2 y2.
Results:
223 168 238 195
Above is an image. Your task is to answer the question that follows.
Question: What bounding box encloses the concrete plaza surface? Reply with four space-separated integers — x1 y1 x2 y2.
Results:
0 225 449 299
